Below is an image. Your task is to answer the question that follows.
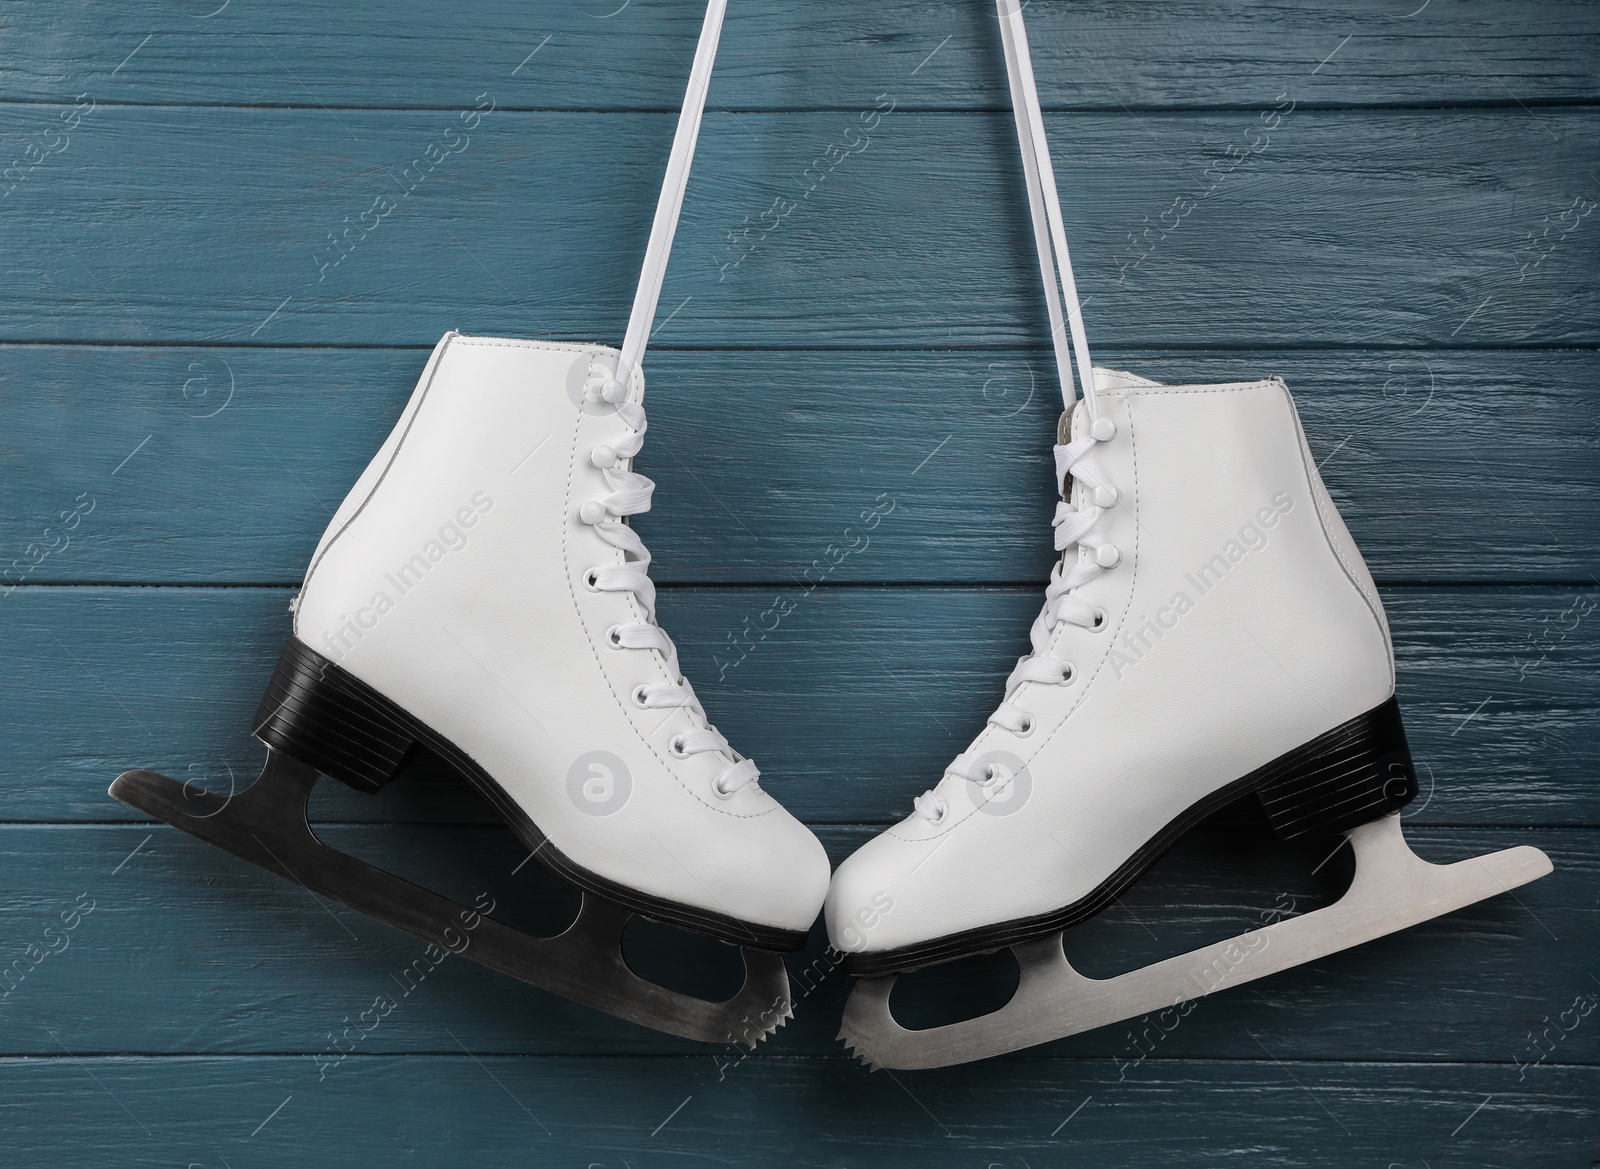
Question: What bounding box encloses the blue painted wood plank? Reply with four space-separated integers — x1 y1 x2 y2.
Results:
1 108 1595 346
0 823 1587 1063
2 1 1596 110
1 586 1593 824
0 1052 1592 1167
0 2 1592 1160
1 347 1594 585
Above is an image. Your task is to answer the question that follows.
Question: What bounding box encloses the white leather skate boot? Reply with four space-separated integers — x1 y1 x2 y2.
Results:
829 0 1551 1069
112 0 829 1045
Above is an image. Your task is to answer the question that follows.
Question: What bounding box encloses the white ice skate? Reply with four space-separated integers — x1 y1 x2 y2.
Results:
827 1 1552 1070
112 0 830 1045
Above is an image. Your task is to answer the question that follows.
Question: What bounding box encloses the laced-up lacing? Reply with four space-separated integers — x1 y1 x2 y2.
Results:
578 372 759 798
913 430 1116 824
916 1 1120 825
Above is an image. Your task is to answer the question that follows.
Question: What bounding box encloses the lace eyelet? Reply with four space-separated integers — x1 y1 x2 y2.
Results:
1091 607 1108 632
1016 714 1036 736
980 764 1001 788
606 625 624 648
670 734 689 758
631 684 651 708
1060 663 1076 684
583 568 602 591
711 776 736 800
928 802 948 824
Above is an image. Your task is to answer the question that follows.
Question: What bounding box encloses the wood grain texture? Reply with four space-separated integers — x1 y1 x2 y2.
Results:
1 346 1594 585
1 585 1592 824
1 108 1595 346
1 1 1596 110
0 823 1588 1063
0 1053 1593 1168
0 0 1594 1160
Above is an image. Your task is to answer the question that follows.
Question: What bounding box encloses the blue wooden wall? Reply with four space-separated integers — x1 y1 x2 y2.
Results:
1 1 1597 1164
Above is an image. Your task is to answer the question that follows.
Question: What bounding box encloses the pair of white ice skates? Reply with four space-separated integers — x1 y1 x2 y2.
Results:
111 2 1551 1069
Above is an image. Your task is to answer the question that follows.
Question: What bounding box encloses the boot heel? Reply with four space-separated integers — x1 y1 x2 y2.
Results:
1254 697 1418 841
252 638 417 794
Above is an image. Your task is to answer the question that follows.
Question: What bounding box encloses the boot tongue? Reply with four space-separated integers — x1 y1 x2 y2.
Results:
1053 401 1089 496
1055 410 1073 496
1055 404 1090 573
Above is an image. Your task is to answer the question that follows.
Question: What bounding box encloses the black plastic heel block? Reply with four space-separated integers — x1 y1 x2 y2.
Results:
252 638 417 794
1254 697 1418 841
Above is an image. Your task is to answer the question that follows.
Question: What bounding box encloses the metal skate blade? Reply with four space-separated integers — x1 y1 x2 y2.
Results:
109 750 793 1046
839 814 1551 1069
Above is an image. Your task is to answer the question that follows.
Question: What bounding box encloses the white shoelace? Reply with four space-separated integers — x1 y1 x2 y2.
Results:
579 376 760 798
913 433 1114 823
564 0 755 799
997 0 1097 420
915 2 1114 825
616 0 726 389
